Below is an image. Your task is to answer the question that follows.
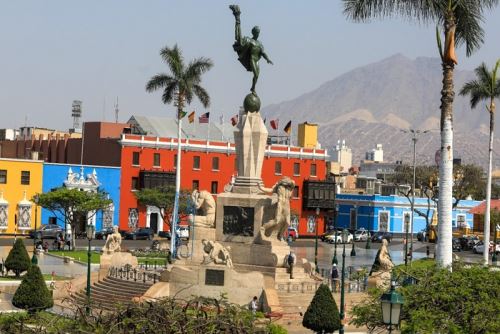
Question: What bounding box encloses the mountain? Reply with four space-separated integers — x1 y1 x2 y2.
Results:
262 54 498 168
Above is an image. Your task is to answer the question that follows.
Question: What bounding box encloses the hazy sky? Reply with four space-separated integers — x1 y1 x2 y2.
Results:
1 1 499 130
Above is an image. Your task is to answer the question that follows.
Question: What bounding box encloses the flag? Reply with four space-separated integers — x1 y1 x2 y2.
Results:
284 120 292 135
199 112 210 123
188 111 195 123
263 118 267 124
270 119 279 130
178 111 187 119
231 114 238 126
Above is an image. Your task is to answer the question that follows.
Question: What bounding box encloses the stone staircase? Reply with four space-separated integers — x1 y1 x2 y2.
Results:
73 276 152 310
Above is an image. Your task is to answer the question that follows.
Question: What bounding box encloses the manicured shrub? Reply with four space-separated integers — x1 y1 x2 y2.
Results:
12 264 53 312
302 283 341 333
5 239 31 277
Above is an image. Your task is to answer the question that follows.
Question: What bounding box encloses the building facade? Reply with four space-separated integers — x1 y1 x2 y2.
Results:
0 158 43 234
42 163 121 232
119 134 328 237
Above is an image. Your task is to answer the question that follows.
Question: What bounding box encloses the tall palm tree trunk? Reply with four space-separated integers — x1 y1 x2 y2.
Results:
484 101 495 264
437 61 455 268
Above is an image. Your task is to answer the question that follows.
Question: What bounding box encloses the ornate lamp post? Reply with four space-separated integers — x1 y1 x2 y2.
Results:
314 207 320 272
339 228 349 334
332 204 339 265
381 280 404 333
86 223 95 315
32 195 39 265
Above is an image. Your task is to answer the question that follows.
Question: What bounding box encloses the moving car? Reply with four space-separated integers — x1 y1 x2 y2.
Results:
473 241 500 254
176 226 190 239
354 229 369 241
371 231 393 243
124 228 154 240
325 230 353 244
95 227 115 240
29 224 64 239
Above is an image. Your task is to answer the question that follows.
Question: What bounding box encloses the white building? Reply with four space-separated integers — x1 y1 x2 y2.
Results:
365 144 383 162
332 140 352 173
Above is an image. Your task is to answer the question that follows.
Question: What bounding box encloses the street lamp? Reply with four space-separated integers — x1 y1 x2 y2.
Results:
339 228 349 334
314 207 320 273
332 204 339 265
401 129 429 265
32 194 39 265
85 223 95 315
381 280 404 333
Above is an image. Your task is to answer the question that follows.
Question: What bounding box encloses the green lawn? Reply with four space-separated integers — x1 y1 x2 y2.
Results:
48 250 167 266
0 274 70 281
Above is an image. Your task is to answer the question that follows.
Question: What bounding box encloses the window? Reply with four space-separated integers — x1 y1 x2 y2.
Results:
193 156 201 169
192 180 199 190
211 181 218 194
293 163 300 176
21 171 30 185
310 163 317 177
212 157 220 171
0 170 6 184
131 177 139 190
275 161 282 175
132 152 140 165
293 186 299 198
153 153 160 167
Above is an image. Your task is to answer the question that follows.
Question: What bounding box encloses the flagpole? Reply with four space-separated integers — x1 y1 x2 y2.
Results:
207 112 211 141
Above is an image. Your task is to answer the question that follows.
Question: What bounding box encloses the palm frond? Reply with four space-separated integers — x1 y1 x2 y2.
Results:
193 85 210 108
460 60 500 109
342 0 440 23
160 44 184 78
146 74 176 93
161 82 178 105
185 58 213 83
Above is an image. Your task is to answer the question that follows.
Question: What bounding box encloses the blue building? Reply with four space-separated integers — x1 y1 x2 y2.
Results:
334 193 480 235
42 163 121 233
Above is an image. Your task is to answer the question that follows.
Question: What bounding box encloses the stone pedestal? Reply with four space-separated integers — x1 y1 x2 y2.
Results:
100 252 138 278
184 226 216 264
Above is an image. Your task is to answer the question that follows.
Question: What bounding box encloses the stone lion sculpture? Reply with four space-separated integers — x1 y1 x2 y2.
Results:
102 226 122 254
202 239 233 268
258 177 295 241
189 190 216 228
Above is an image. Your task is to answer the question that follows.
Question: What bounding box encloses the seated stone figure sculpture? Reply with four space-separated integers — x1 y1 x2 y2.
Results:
202 239 233 268
102 226 122 254
189 190 216 228
258 177 296 241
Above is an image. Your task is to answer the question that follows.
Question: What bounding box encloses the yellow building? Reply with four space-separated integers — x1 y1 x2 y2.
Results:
297 122 318 149
0 158 43 234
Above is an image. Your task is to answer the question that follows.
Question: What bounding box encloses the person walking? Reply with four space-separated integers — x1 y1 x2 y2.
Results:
288 250 296 279
331 263 340 292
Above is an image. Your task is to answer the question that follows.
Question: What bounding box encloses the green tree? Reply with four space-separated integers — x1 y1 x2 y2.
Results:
35 188 112 251
460 60 500 264
302 284 340 333
5 239 31 277
12 264 53 312
134 187 191 229
343 0 499 268
146 44 213 240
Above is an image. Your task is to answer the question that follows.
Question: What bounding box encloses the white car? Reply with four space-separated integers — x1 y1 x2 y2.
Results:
473 241 500 254
176 226 190 239
326 231 353 244
354 229 369 241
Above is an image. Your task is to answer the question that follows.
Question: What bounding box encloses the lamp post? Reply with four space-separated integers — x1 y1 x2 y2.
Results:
85 223 95 315
381 280 404 333
32 195 39 265
332 204 339 265
402 129 429 265
339 228 349 334
314 207 320 273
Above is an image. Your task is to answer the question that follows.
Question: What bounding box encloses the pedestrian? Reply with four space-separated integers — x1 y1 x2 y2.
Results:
287 250 296 279
331 263 340 292
250 296 258 316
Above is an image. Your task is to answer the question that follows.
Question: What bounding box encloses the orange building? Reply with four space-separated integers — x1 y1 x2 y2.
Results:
119 134 328 237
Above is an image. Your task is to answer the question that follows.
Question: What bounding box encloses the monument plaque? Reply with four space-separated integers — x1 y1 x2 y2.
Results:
205 269 225 286
222 206 254 236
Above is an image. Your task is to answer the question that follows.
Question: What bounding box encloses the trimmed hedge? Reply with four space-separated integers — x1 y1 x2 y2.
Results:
12 264 53 312
302 283 341 333
5 239 31 277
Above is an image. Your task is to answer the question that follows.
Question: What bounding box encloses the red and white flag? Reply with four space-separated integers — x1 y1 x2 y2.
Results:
231 114 239 126
270 119 279 130
199 112 210 124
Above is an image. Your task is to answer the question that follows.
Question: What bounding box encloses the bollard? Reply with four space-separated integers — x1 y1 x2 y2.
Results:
134 269 137 282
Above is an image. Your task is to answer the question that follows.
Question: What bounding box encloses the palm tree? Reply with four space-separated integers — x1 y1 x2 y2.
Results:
343 0 499 268
460 60 500 265
146 45 213 254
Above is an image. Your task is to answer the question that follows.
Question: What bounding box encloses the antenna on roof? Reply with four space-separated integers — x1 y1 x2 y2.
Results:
114 97 119 123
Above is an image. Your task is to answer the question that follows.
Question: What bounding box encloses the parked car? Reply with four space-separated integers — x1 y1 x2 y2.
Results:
176 226 190 239
326 230 353 244
158 231 172 239
473 241 500 254
321 230 336 242
459 235 480 251
287 227 299 240
354 229 369 242
29 224 64 239
124 228 154 240
452 238 462 252
95 227 115 240
371 231 393 243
